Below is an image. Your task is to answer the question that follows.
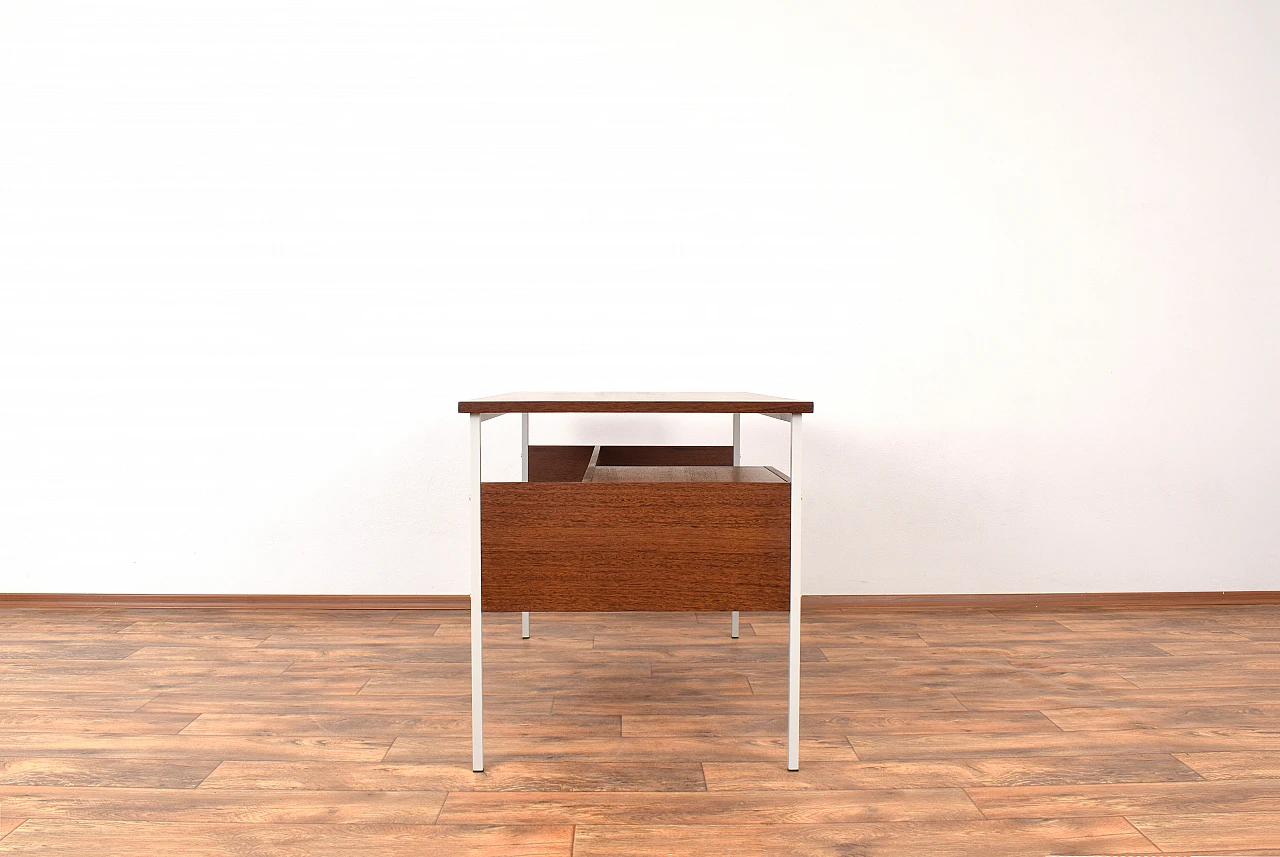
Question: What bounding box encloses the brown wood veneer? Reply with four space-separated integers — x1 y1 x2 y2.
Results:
595 446 733 467
527 445 596 482
586 466 784 483
459 392 813 414
479 482 790 611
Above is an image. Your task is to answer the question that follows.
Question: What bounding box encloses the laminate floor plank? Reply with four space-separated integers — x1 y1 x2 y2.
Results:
1175 751 1280 779
967 779 1280 817
703 755 1204 790
1128 812 1280 851
0 820 573 857
0 712 197 735
0 693 158 712
360 674 756 698
1155 640 1280 655
955 684 1280 709
179 713 621 738
384 734 857 763
570 818 1157 857
0 646 143 661
0 660 295 678
1 604 1276 855
282 661 654 681
138 693 556 716
0 675 368 695
1044 704 1280 732
827 641 1175 658
123 645 466 663
0 758 218 789
551 692 968 716
849 728 1280 760
198 760 707 792
622 710 1061 737
0 785 446 823
0 734 392 761
0 818 24 840
435 788 983 826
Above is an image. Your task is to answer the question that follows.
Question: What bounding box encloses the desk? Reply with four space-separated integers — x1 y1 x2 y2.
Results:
458 392 813 771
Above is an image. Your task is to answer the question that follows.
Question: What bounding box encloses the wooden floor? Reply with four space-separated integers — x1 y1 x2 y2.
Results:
1 605 1279 855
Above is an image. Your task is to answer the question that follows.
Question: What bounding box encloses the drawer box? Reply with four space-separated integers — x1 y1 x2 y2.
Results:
481 445 790 612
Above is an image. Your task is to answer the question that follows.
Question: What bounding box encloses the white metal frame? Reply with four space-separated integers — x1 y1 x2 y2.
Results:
731 413 741 640
786 412 803 770
469 407 803 772
521 413 530 640
469 413 486 771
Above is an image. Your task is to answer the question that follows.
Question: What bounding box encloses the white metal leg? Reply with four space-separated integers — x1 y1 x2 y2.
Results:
521 412 529 481
470 414 484 772
731 413 741 639
787 413 803 771
521 413 530 640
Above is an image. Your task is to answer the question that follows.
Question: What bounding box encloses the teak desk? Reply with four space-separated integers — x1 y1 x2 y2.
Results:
458 392 813 771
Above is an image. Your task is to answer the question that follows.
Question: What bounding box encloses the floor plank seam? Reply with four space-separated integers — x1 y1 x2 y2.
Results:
959 786 989 820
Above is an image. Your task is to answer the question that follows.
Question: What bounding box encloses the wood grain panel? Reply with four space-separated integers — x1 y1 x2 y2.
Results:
526 446 595 483
480 481 790 611
595 446 733 467
587 466 783 483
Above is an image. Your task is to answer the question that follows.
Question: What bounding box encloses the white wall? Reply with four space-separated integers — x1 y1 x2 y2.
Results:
2 1 1277 595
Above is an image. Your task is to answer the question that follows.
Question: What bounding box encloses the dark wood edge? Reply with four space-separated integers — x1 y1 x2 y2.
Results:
0 594 470 610
764 465 791 483
805 591 1280 609
459 402 814 414
581 444 602 483
6 591 1276 611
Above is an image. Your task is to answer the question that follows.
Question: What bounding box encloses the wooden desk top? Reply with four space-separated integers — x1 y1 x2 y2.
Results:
459 392 813 414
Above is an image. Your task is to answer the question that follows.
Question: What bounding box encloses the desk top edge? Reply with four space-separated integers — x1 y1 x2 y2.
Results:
458 392 814 414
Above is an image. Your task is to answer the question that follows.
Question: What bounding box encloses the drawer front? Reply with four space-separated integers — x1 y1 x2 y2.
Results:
480 481 790 611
